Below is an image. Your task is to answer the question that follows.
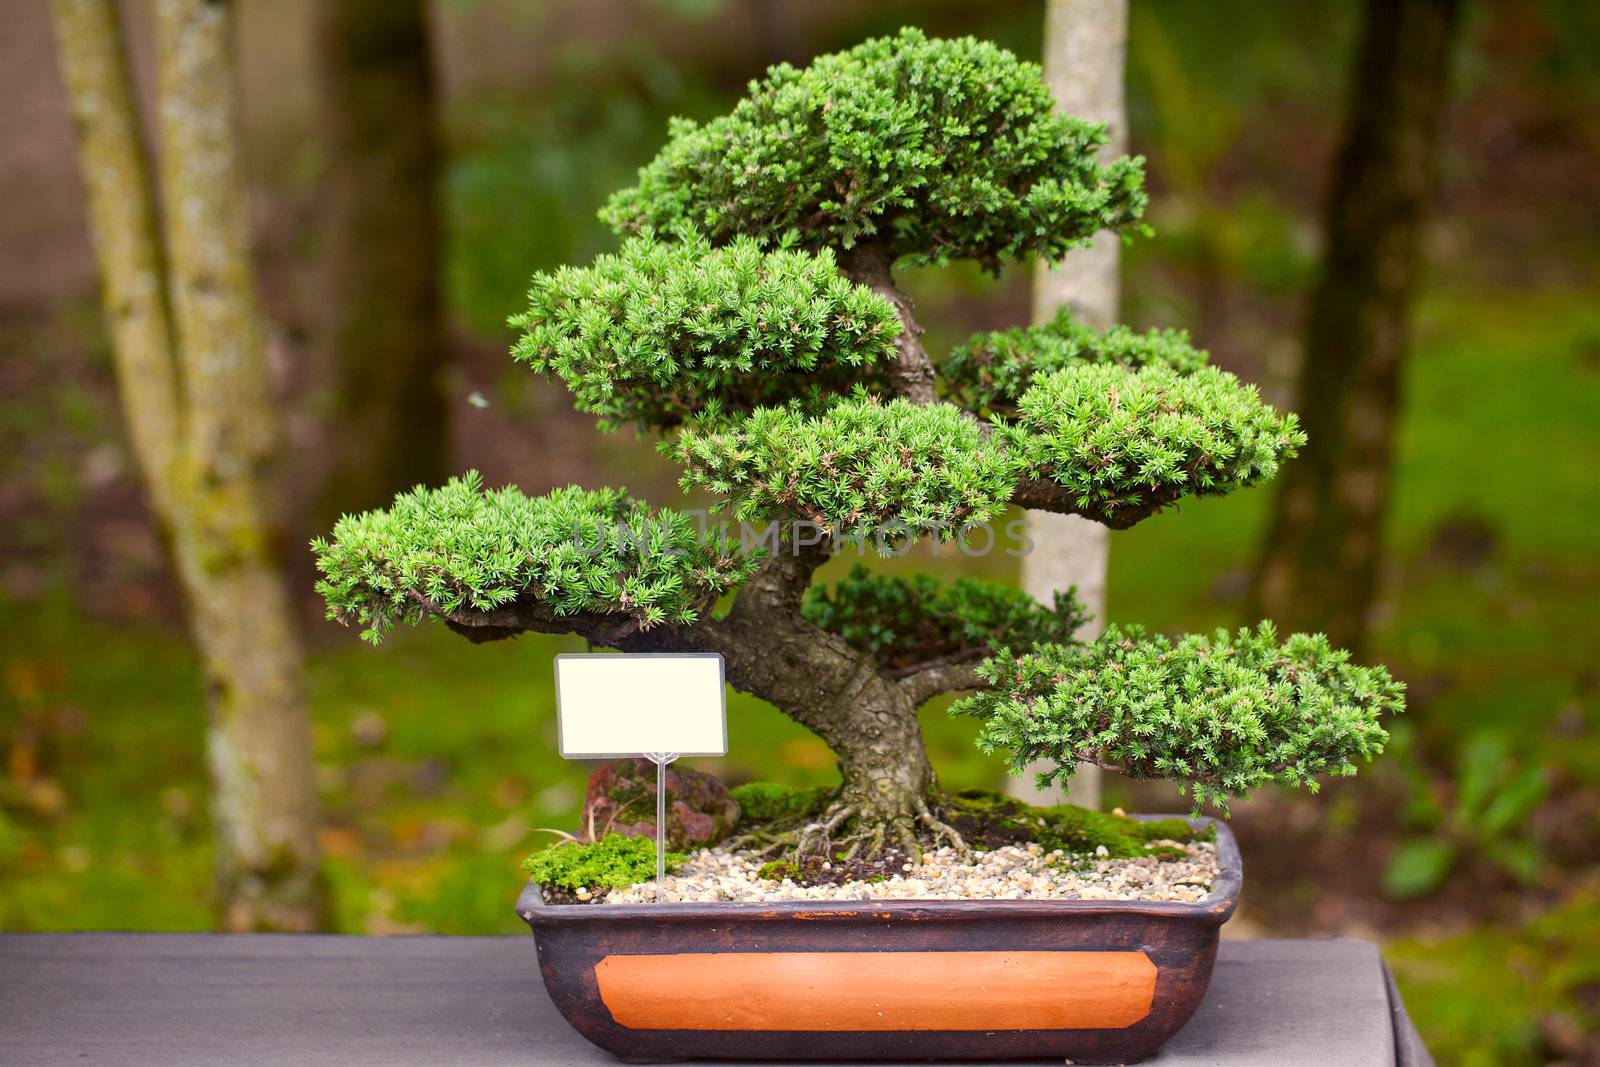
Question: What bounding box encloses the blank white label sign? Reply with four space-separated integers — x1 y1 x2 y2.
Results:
554 653 727 758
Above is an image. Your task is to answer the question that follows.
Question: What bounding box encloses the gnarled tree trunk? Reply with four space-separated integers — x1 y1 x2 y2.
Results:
52 0 325 930
1252 0 1462 657
669 543 942 848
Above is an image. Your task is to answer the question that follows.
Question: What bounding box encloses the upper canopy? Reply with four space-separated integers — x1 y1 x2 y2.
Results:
602 28 1147 271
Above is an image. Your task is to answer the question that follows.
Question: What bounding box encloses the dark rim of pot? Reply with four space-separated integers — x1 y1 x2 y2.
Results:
518 815 1241 927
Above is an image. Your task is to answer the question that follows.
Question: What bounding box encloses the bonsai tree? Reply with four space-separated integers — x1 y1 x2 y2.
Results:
314 29 1403 862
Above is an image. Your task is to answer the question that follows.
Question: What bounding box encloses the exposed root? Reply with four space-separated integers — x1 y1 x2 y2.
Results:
915 797 971 857
797 803 855 857
802 806 926 864
721 825 800 858
722 793 972 872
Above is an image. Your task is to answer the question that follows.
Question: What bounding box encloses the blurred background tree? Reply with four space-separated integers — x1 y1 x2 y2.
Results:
1253 0 1464 657
48 0 324 930
3 0 1597 1061
315 0 449 522
1011 0 1127 811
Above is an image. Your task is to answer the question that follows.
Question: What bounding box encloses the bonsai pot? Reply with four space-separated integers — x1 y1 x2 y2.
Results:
517 816 1240 1064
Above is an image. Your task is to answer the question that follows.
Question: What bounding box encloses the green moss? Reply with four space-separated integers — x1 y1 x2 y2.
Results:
756 859 800 882
945 789 1208 860
731 781 831 824
521 834 684 893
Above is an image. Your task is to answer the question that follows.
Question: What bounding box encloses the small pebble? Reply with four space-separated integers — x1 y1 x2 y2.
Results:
599 842 1219 905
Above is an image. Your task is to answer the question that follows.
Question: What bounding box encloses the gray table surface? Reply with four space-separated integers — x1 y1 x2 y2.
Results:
0 933 1431 1066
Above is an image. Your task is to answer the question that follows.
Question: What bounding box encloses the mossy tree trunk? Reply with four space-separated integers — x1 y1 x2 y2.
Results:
315 0 448 519
1015 0 1130 809
52 0 325 930
1252 0 1462 657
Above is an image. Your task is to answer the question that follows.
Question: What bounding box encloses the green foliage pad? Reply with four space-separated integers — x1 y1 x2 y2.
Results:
668 393 1017 537
956 623 1406 812
313 471 758 643
603 27 1147 270
803 564 1087 671
1006 362 1305 524
940 306 1209 417
510 235 900 429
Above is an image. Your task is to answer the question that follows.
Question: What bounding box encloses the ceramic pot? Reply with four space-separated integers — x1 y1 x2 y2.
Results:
518 816 1240 1064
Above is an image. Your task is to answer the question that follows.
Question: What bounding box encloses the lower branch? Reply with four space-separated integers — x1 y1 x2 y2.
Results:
896 656 986 706
1009 477 1173 530
416 532 972 862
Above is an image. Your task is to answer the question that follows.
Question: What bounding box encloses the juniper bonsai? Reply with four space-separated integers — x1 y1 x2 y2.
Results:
314 28 1403 863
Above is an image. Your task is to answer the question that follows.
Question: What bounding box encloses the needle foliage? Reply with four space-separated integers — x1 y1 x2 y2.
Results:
803 565 1087 671
956 624 1406 812
940 306 1209 418
667 393 1018 537
510 235 900 429
313 472 758 643
603 27 1147 270
1006 363 1306 524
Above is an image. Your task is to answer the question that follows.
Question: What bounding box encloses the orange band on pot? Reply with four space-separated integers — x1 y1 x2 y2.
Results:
594 949 1156 1031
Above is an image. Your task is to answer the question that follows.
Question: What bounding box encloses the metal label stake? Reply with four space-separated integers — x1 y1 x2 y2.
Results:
551 654 726 902
645 752 678 902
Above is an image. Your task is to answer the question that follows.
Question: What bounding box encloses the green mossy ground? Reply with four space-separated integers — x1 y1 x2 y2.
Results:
731 784 1208 883
941 789 1208 859
729 781 832 823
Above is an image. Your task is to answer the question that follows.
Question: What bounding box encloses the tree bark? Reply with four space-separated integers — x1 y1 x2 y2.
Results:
54 0 327 930
315 0 448 519
1014 0 1130 810
1252 0 1461 658
154 0 325 932
718 545 937 833
836 242 939 405
49 0 181 520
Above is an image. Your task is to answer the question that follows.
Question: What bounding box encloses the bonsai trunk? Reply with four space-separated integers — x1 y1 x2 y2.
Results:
703 541 960 857
790 674 938 847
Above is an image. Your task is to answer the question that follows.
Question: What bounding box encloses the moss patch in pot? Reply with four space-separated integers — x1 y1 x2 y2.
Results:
523 834 686 902
942 789 1210 859
729 781 832 823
